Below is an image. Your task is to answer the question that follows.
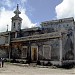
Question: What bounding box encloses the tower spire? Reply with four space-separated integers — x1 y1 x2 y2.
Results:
14 4 21 16
11 4 22 31
17 4 19 10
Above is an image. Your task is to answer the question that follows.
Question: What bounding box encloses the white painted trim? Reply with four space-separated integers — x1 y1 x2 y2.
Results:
31 46 38 61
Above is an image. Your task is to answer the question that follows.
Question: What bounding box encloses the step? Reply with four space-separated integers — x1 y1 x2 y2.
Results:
30 63 37 67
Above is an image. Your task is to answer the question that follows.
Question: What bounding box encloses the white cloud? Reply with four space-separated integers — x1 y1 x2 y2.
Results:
55 0 74 19
0 0 12 7
74 0 75 20
5 0 11 7
0 1 36 32
20 9 36 29
0 7 14 32
21 0 27 3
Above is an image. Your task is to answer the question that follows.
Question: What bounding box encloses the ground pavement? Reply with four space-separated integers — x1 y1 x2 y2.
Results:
0 63 75 75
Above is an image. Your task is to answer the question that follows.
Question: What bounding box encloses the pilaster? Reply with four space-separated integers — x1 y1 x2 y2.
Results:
59 32 63 66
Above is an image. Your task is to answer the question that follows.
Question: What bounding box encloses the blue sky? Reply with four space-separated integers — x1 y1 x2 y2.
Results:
25 0 62 23
0 0 74 32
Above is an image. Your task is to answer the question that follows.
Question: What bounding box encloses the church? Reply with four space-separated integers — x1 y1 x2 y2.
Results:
0 4 75 66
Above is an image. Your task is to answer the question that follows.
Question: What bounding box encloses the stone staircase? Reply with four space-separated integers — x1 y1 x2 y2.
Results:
30 63 37 67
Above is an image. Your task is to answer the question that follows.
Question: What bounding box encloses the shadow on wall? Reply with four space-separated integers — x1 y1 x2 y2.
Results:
12 48 21 59
64 30 74 60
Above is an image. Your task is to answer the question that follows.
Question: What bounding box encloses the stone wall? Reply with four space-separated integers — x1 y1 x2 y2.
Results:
38 39 60 61
0 48 8 58
62 30 74 60
0 36 5 45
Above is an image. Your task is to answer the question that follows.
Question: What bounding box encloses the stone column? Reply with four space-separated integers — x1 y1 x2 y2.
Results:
73 30 75 60
8 32 11 59
59 32 63 66
8 47 11 59
15 32 17 38
28 41 31 62
71 23 75 61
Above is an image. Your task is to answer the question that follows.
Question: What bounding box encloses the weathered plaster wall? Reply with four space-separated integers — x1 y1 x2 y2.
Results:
38 39 60 60
0 36 5 45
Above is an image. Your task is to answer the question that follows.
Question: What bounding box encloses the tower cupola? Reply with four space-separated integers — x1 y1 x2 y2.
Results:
11 4 22 31
14 4 21 17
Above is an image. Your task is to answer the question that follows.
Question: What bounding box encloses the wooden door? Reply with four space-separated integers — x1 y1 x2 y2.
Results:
31 46 38 61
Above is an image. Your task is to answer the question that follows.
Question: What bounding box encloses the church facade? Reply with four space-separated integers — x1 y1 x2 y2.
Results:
0 5 75 66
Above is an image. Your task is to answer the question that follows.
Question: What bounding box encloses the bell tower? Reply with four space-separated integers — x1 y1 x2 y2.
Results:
11 4 22 31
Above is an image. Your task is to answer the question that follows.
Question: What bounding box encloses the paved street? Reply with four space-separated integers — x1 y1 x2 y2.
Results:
0 63 75 75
